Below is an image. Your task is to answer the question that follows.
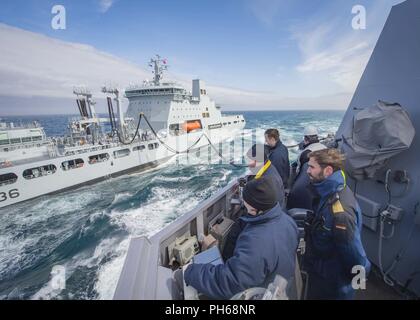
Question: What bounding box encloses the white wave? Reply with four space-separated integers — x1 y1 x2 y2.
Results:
92 167 233 299
219 169 232 182
111 192 133 205
31 234 122 300
108 186 197 237
94 238 130 300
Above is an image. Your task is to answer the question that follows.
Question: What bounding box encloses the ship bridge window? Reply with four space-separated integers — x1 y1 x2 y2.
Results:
23 164 57 180
32 136 43 141
133 145 146 152
88 153 109 164
114 148 130 158
0 139 9 145
22 137 32 143
0 173 18 186
10 138 21 144
61 159 84 171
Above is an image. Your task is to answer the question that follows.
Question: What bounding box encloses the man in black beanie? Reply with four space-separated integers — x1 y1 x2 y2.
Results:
246 143 285 207
184 176 299 299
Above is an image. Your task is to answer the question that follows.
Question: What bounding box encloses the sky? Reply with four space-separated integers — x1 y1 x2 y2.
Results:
0 0 405 115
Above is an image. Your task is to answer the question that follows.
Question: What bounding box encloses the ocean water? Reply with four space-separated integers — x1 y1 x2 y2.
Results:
0 110 344 300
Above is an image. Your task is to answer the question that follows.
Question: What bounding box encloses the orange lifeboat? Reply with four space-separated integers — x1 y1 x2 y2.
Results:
182 120 202 133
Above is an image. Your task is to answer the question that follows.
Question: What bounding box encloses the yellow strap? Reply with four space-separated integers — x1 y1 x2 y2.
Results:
255 160 271 180
332 200 345 214
341 170 347 188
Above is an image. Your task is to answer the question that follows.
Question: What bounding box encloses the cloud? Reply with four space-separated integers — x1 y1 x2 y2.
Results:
291 0 403 93
0 22 352 115
99 0 115 13
0 23 149 99
291 19 373 93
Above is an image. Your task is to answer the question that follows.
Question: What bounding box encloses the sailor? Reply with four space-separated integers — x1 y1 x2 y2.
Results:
184 176 299 300
246 143 285 207
295 126 326 175
221 144 286 260
264 129 290 188
287 126 327 210
303 149 371 300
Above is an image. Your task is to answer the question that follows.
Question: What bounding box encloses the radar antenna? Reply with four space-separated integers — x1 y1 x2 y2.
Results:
149 55 168 86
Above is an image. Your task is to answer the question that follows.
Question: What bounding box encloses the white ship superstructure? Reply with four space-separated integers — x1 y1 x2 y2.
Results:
0 56 245 209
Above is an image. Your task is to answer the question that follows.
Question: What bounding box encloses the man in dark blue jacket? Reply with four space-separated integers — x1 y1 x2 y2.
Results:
184 176 299 300
221 144 286 261
303 149 371 300
265 129 290 187
287 162 313 210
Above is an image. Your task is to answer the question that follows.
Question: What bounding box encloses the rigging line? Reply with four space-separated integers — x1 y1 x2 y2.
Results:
114 113 143 145
141 114 248 167
142 113 207 154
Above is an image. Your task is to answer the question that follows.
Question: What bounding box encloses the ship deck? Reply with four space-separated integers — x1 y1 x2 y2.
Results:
355 268 406 300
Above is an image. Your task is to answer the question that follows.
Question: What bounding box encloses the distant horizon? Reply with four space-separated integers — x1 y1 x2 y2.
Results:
0 108 347 118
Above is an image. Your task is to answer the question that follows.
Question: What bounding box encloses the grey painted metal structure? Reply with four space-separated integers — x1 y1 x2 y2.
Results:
336 0 420 297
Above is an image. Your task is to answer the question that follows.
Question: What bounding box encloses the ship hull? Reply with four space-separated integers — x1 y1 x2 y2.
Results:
0 125 244 209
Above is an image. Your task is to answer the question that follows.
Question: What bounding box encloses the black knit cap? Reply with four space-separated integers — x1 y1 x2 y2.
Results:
242 176 278 212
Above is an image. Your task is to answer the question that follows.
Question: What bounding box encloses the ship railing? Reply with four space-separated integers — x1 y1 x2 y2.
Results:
0 122 41 130
63 142 117 157
1 141 52 153
125 91 175 97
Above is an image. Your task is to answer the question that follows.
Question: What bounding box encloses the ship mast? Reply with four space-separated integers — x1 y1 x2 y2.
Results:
149 55 168 86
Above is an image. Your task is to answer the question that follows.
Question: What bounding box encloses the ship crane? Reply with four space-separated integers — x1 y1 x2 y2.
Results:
73 87 97 119
72 87 101 144
102 86 126 139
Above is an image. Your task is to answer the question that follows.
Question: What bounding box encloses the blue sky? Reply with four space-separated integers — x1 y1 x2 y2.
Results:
0 0 405 114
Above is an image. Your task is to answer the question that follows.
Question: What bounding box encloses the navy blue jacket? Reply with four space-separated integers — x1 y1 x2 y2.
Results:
304 170 371 299
287 162 314 210
268 141 290 187
184 203 299 299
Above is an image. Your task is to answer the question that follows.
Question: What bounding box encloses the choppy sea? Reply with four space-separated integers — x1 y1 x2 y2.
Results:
0 110 344 299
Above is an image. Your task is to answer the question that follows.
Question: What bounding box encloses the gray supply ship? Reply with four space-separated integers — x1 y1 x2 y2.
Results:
114 0 420 300
0 57 245 209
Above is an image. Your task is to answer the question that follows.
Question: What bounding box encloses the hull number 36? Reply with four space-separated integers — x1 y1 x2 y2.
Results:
0 189 20 202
